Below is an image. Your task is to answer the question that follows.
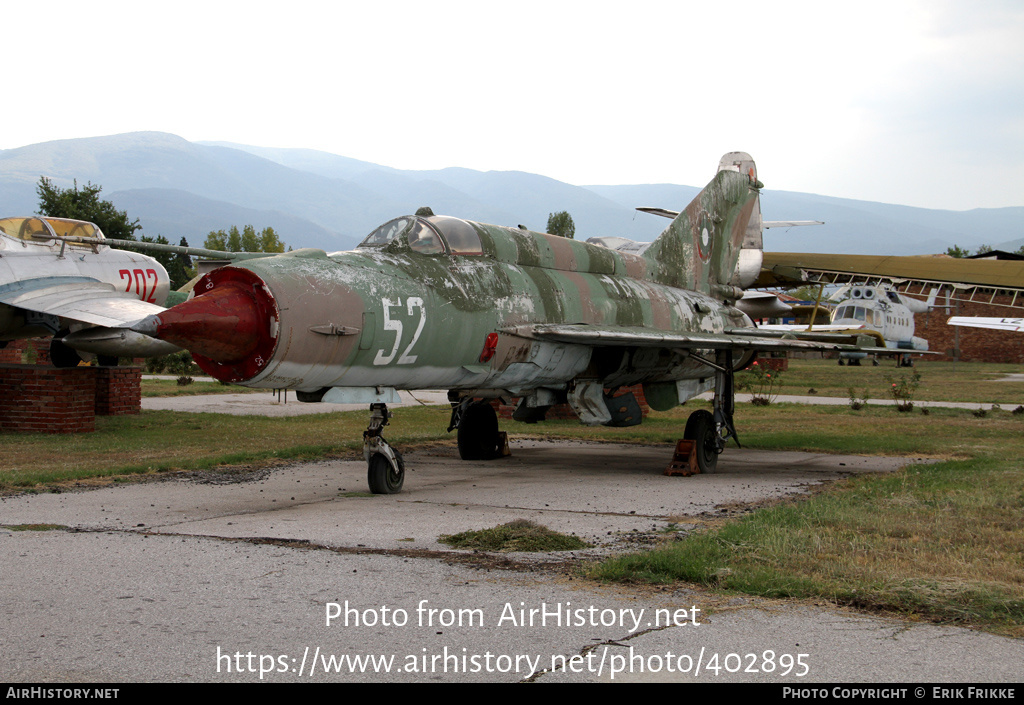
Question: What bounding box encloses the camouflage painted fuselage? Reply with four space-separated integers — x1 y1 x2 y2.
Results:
189 167 761 403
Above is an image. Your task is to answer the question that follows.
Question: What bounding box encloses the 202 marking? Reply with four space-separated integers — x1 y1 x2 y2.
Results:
119 268 159 303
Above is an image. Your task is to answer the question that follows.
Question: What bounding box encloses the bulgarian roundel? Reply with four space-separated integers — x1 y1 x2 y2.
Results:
696 212 713 263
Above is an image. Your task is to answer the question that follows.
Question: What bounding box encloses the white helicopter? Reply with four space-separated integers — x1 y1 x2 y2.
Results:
827 284 934 366
759 283 935 366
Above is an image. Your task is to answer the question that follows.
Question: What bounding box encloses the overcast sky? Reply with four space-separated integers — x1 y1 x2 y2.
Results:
5 0 1022 210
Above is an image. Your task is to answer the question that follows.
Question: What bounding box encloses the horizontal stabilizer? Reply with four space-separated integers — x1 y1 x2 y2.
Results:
763 220 824 228
637 207 823 229
947 316 1024 332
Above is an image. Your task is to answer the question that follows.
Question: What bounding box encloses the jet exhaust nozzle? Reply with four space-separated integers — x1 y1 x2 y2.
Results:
132 267 278 383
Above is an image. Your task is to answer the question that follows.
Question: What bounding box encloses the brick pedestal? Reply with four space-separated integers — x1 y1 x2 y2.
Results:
0 364 96 433
0 364 142 433
94 366 142 416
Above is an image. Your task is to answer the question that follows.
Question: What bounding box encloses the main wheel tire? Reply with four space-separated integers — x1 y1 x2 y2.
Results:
683 409 719 473
457 402 500 460
367 450 405 494
49 334 82 368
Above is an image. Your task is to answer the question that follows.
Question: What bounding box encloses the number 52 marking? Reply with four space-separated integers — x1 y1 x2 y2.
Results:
373 297 426 365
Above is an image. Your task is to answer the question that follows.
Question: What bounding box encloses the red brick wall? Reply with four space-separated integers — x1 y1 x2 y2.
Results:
753 355 789 371
0 364 95 433
916 297 1024 364
0 339 51 365
94 366 142 416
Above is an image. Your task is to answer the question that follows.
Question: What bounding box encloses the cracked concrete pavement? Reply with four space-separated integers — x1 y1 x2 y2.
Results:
3 438 1022 683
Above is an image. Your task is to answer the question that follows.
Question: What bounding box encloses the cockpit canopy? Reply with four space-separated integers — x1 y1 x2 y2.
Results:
833 304 882 326
357 215 482 256
0 216 105 248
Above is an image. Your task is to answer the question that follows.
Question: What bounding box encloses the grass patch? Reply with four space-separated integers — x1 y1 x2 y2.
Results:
588 405 1024 636
0 406 456 492
141 379 264 397
439 519 591 552
778 358 1024 404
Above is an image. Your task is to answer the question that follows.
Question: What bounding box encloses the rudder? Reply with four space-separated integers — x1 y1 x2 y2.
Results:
642 152 762 299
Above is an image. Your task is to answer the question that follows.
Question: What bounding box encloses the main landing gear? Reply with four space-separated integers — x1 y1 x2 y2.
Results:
364 403 405 494
448 397 502 460
681 349 742 474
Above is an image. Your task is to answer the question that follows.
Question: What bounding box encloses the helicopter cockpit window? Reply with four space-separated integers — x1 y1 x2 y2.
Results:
358 217 414 248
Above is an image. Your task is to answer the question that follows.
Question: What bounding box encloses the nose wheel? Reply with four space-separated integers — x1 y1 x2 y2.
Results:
364 403 405 494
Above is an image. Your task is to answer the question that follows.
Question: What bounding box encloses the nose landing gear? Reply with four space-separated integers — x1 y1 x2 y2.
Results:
364 403 405 494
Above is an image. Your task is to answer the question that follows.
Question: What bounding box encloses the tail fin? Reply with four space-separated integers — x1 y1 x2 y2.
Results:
643 152 762 299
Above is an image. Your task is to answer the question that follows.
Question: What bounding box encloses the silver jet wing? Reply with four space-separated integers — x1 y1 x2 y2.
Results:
0 277 164 329
0 277 179 356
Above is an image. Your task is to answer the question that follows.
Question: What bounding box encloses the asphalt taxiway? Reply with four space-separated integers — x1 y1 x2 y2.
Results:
3 431 1022 683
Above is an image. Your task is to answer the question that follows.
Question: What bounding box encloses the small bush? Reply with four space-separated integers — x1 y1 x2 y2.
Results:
848 387 868 411
884 371 922 413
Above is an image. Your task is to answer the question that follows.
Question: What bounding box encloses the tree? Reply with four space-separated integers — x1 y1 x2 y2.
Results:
35 176 194 287
165 237 194 289
546 211 575 239
204 225 287 253
975 244 993 256
945 244 970 258
36 177 141 241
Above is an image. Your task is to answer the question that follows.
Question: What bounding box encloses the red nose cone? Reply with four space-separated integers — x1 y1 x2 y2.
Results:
153 268 278 382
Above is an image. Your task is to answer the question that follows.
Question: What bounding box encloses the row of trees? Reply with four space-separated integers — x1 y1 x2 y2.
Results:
36 177 287 289
204 225 287 253
947 243 1024 257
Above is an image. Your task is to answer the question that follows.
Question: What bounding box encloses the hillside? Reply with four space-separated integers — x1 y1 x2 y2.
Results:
1 132 1019 255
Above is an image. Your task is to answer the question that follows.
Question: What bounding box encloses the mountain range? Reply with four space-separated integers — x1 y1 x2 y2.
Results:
1 132 1020 255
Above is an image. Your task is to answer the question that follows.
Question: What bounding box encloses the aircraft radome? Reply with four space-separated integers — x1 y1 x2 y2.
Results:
128 153 897 494
0 216 181 365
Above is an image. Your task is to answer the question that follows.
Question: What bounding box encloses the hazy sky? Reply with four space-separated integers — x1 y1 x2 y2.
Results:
5 1 1022 210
